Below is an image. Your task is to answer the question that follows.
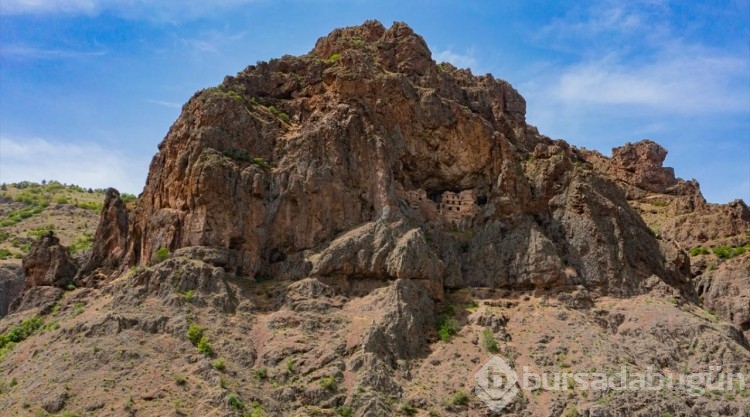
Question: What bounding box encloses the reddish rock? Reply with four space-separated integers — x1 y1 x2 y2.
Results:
22 231 77 289
76 188 129 284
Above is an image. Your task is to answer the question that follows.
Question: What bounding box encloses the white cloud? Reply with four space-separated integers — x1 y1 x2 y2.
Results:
146 99 182 109
526 1 749 115
434 48 478 70
0 0 262 20
0 137 148 194
550 48 748 114
0 0 99 15
0 45 107 60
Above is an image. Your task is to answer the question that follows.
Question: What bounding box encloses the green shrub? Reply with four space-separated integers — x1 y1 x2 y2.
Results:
252 367 268 380
400 403 417 415
212 358 226 371
197 337 213 356
712 244 749 260
438 317 459 341
0 249 12 260
326 53 341 63
286 358 296 373
186 325 205 346
320 375 336 391
76 201 103 212
690 246 711 256
120 193 137 204
481 328 499 353
248 403 266 417
449 390 469 406
227 393 244 411
152 247 170 263
336 406 353 416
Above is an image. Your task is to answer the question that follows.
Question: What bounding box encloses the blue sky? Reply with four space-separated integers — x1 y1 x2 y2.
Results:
1 0 748 203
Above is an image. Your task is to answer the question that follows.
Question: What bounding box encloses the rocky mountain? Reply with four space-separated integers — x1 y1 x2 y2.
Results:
1 21 748 417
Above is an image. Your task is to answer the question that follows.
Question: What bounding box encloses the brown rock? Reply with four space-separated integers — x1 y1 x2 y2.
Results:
76 188 129 284
77 21 688 302
22 231 77 289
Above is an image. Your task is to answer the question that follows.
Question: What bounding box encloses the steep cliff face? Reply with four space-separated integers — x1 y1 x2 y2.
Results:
117 20 683 299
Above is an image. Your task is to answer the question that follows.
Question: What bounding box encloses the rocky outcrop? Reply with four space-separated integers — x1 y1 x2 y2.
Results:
0 264 24 317
85 20 690 301
22 231 78 289
695 255 750 339
581 140 749 248
581 139 750 335
76 188 129 285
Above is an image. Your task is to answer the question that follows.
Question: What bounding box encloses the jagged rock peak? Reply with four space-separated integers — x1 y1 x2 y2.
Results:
76 20 695 300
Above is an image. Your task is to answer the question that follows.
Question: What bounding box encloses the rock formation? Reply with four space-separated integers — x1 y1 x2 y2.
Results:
76 188 129 286
81 20 689 303
1 21 748 417
21 231 77 289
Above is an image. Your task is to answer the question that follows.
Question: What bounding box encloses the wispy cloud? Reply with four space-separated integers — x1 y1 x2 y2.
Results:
177 31 245 55
434 48 477 70
526 1 749 116
551 48 748 114
146 99 182 109
1 0 262 21
0 137 147 194
0 45 107 60
0 0 99 15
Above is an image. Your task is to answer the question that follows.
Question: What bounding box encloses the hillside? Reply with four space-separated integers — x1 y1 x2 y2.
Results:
1 21 748 417
0 182 125 317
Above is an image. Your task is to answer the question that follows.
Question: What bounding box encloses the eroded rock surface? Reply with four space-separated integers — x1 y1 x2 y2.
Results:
22 231 77 289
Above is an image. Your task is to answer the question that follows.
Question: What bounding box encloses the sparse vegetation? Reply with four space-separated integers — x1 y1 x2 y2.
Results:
336 406 353 416
449 390 469 406
481 328 499 353
152 246 170 263
400 402 417 415
69 232 94 253
712 243 749 260
174 374 187 386
252 367 268 381
228 393 244 411
437 304 459 341
74 302 85 315
320 375 336 391
196 336 213 356
267 105 290 123
689 246 711 256
563 404 580 417
186 325 206 345
326 53 341 63
286 358 296 373
0 316 44 360
212 358 226 371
